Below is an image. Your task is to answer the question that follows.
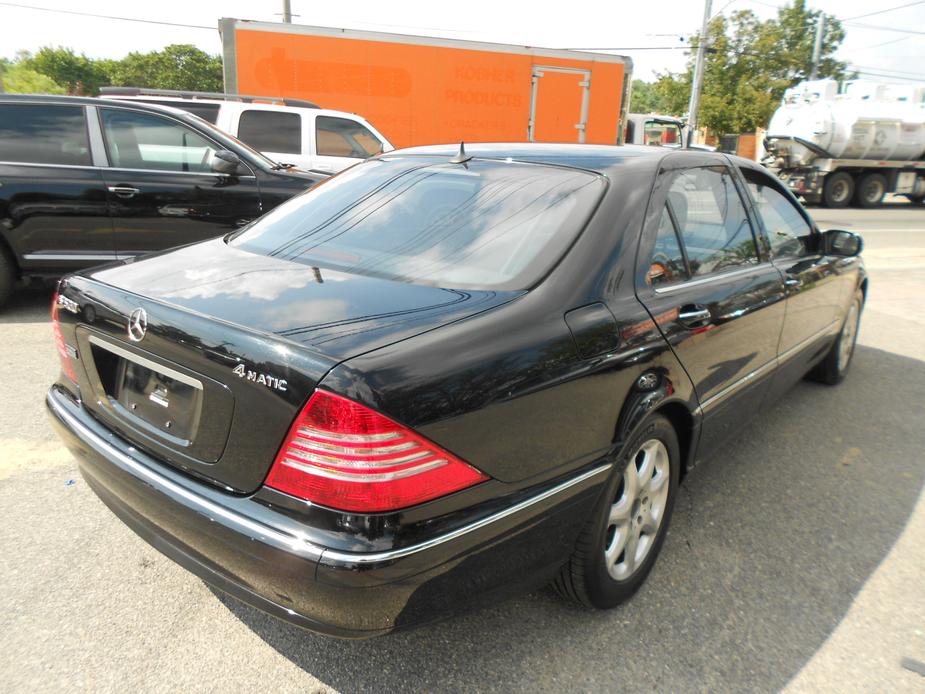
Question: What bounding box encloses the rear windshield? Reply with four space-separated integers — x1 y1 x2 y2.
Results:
231 157 605 290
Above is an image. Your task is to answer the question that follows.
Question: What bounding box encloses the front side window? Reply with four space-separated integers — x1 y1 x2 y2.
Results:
668 166 759 277
743 169 814 258
100 108 216 173
316 116 383 158
238 110 302 154
0 104 91 166
232 157 605 290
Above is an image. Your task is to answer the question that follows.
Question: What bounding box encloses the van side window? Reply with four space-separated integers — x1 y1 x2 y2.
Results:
0 104 91 166
668 166 759 277
742 168 814 258
238 110 302 155
316 116 383 158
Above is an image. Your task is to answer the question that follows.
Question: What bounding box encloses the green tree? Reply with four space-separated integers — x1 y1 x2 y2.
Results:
21 46 109 94
677 0 847 134
107 45 223 91
0 59 66 94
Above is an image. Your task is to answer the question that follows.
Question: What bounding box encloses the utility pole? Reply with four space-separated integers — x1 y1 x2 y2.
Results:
686 0 712 148
809 13 825 80
282 0 292 23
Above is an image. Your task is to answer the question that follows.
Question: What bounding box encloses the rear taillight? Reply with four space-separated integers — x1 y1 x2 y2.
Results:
51 292 78 383
264 390 489 512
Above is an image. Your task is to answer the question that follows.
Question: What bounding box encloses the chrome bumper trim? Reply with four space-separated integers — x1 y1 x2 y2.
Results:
49 389 611 566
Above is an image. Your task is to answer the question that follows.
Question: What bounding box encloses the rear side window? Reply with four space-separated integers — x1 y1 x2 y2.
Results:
316 116 382 158
0 104 91 166
232 157 605 290
100 108 216 173
237 110 302 154
742 169 814 258
667 166 758 277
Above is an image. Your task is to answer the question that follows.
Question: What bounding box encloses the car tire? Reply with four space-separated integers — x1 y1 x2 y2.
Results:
854 173 886 208
808 289 864 385
0 246 15 308
822 171 854 209
554 413 680 609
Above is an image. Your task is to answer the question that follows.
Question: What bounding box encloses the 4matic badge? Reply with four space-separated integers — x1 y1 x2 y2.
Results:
232 364 288 392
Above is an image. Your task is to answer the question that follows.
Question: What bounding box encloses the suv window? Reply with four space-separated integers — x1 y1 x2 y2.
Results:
142 100 221 124
667 166 759 277
238 110 302 154
0 104 91 166
742 169 814 258
316 116 382 158
100 108 216 173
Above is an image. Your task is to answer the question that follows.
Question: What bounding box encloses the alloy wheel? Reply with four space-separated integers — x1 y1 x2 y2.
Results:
603 439 671 581
838 301 860 372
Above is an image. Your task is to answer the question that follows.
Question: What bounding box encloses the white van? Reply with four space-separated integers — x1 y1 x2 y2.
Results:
99 87 394 174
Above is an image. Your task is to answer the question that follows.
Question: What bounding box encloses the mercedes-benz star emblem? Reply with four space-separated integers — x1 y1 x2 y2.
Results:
127 308 147 342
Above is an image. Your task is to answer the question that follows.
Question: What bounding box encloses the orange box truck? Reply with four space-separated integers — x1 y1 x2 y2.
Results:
218 19 632 149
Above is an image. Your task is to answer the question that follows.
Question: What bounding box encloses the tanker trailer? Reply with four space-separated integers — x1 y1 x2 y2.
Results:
764 79 925 207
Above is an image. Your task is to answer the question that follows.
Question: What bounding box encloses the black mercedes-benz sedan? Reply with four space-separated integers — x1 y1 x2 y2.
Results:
47 143 866 638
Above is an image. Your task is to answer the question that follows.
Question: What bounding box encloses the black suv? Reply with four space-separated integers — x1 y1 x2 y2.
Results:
0 94 327 306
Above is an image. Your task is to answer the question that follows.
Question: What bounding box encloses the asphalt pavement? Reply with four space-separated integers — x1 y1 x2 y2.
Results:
1 202 923 693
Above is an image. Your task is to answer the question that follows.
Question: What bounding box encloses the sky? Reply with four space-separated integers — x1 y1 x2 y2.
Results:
0 0 923 83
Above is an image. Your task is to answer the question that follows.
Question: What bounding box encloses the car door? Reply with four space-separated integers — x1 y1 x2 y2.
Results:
635 153 787 458
312 115 385 173
739 165 855 393
234 107 309 169
96 106 263 256
0 102 114 273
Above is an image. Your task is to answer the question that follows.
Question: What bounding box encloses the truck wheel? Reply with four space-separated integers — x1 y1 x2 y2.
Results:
822 172 854 208
854 173 886 208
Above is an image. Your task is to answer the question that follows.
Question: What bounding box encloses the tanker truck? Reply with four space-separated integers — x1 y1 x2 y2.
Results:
763 79 925 207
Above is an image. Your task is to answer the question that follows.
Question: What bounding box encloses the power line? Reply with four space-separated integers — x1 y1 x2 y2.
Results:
848 67 925 81
842 1 925 22
565 47 691 51
848 64 925 79
843 20 925 35
0 2 213 30
861 35 915 50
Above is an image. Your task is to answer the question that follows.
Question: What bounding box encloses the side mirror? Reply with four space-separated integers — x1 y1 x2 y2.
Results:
823 229 863 257
210 150 241 175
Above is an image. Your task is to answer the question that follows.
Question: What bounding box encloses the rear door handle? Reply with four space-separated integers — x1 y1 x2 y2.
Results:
678 304 712 327
108 186 140 198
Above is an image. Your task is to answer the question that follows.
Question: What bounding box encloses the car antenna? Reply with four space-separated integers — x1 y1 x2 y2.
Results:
449 141 472 165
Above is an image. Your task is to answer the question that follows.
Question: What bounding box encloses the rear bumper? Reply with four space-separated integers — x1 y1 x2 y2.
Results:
47 385 609 638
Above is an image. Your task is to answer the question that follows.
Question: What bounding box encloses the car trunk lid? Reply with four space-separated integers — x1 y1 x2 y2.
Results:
61 241 517 493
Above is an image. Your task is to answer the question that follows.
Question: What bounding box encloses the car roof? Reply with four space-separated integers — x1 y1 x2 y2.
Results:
392 143 735 175
0 92 205 117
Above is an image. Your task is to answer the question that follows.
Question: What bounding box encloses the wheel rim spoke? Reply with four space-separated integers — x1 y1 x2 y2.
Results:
604 437 672 581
